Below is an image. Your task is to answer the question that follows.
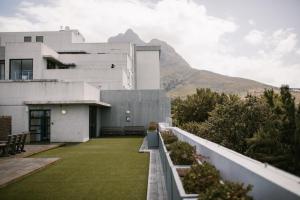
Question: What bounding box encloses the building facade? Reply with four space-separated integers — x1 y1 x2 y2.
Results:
0 27 170 142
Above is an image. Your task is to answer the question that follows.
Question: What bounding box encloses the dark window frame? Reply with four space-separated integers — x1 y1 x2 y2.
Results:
0 60 4 80
36 36 43 43
24 36 32 42
9 59 33 80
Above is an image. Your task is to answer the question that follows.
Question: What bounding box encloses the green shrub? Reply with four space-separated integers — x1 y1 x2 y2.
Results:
169 141 196 165
183 162 220 194
148 121 158 131
161 130 178 144
181 122 211 139
198 181 253 200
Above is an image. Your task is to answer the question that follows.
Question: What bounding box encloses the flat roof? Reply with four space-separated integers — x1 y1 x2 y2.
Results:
135 45 160 51
24 100 111 107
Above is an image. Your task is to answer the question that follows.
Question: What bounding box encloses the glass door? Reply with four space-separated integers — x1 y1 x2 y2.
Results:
29 110 50 142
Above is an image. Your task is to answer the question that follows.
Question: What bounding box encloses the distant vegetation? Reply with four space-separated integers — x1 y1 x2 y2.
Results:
172 87 300 176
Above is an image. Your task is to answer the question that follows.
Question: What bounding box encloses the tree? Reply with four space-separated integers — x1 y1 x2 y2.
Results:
279 85 296 145
172 88 227 126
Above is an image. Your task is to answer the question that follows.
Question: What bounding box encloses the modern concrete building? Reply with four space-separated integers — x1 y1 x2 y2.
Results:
0 27 170 142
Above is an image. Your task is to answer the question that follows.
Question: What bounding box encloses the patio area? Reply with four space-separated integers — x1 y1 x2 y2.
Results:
0 137 149 200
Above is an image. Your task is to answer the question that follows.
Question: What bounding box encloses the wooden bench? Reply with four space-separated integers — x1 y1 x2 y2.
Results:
123 126 145 136
101 127 124 136
0 133 28 156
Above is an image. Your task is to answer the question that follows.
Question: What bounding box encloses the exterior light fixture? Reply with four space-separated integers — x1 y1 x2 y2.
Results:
126 110 131 114
61 109 67 115
111 64 115 68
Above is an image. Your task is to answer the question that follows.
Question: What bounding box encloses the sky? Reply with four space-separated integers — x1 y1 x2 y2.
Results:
0 0 299 87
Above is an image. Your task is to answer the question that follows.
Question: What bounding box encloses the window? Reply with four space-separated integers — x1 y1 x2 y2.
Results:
10 59 33 80
47 60 56 69
36 36 43 43
24 36 32 42
0 60 4 80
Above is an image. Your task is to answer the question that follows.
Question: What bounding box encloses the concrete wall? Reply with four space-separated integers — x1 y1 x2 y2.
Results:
0 81 100 105
166 125 300 200
136 50 160 89
28 104 89 142
0 29 85 50
4 43 45 80
100 90 170 129
0 105 28 134
0 47 4 60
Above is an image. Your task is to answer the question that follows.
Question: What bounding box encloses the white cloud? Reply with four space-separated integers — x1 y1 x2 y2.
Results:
244 30 265 45
248 19 256 26
297 49 300 55
271 29 297 54
0 0 299 87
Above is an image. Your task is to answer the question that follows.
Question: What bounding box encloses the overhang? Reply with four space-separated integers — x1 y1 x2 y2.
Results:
43 55 76 67
24 100 111 107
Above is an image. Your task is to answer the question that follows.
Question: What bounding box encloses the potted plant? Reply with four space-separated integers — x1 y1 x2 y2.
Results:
147 122 159 149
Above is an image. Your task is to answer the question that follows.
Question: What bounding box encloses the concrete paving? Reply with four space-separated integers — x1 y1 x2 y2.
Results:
0 143 63 187
140 137 168 200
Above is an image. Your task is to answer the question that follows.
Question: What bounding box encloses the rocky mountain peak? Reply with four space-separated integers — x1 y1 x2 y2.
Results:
108 28 145 45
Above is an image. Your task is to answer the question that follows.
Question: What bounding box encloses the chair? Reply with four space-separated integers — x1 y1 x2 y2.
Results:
0 135 12 156
9 135 17 155
15 134 23 153
20 133 27 152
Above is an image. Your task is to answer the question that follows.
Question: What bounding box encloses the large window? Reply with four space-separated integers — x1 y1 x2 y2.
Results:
10 59 33 80
0 60 4 80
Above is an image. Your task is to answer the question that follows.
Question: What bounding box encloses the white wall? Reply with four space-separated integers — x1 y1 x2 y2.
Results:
48 105 89 142
0 105 28 134
4 43 45 80
0 30 85 50
0 81 100 105
136 50 160 89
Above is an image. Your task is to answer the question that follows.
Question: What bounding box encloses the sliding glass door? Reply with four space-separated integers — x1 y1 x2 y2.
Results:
10 59 33 80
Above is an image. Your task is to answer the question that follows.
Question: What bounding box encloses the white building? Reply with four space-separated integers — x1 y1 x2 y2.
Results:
0 27 169 142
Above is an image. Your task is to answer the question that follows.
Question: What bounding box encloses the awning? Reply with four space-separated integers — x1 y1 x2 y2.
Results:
24 100 111 107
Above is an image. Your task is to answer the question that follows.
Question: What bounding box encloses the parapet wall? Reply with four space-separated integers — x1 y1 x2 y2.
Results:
159 123 300 200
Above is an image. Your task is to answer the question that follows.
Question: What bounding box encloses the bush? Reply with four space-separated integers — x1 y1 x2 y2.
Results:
182 162 220 194
198 181 253 200
161 130 178 144
169 141 196 165
148 121 158 131
181 122 211 139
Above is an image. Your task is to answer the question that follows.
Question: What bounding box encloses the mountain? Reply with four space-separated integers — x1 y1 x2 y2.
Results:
108 29 274 97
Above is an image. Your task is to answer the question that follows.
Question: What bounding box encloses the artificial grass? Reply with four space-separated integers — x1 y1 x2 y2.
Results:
0 137 149 200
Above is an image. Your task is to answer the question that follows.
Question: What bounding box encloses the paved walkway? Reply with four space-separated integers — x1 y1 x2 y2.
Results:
140 137 168 200
0 143 63 187
0 158 60 187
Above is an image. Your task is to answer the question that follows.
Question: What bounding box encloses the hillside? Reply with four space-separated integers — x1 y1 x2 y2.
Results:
108 29 274 97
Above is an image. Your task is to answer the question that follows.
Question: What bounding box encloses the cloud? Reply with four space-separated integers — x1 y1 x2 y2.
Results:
248 19 256 26
244 30 264 45
0 0 299 87
271 29 297 54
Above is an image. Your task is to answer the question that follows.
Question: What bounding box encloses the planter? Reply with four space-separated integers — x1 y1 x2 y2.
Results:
147 130 158 149
158 132 198 200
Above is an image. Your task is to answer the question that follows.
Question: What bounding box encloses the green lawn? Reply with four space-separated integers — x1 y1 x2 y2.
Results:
0 137 149 200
